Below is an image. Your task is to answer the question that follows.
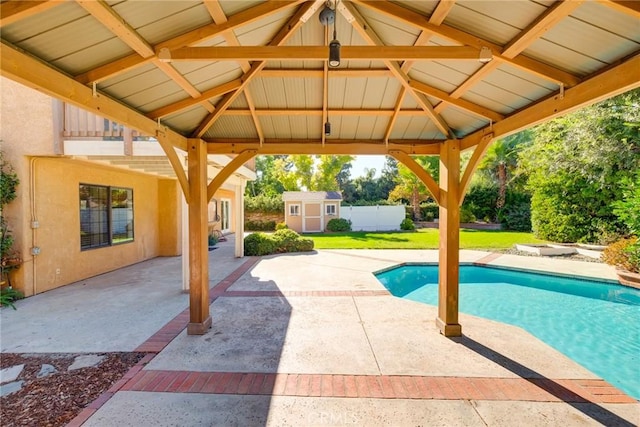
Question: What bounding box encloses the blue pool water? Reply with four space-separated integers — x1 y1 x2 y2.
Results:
376 265 640 400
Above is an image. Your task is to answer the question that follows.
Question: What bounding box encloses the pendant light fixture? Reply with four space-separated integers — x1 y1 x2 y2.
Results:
319 1 340 68
329 0 340 67
319 1 339 137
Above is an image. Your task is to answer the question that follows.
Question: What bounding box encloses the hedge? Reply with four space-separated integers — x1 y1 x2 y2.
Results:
244 230 314 256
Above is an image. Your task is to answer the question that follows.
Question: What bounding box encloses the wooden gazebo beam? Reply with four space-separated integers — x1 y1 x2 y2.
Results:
460 53 640 150
74 0 305 84
205 140 441 155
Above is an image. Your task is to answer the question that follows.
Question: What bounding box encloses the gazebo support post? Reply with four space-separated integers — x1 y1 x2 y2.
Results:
186 138 212 335
436 139 462 336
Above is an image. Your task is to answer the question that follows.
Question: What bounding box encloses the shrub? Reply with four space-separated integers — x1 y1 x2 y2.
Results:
420 202 439 221
602 237 639 273
502 202 531 231
244 233 277 256
275 222 288 230
400 218 415 231
0 287 23 310
612 172 640 236
244 194 284 213
460 205 476 223
326 218 351 232
463 185 498 222
244 219 276 231
272 229 301 253
244 230 314 256
208 234 218 247
295 237 314 252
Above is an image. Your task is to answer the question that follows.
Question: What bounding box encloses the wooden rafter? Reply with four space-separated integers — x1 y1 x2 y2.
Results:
388 150 441 205
191 2 319 138
458 133 494 205
77 0 215 114
223 108 425 116
206 140 441 155
386 0 455 144
409 80 504 122
74 0 305 84
502 1 584 58
206 150 257 201
351 0 581 87
160 45 482 62
76 0 155 58
0 41 188 151
429 0 457 25
147 79 242 120
1 38 191 196
384 88 405 144
422 0 579 118
204 0 264 143
340 1 454 138
0 1 64 27
259 68 393 78
460 53 640 150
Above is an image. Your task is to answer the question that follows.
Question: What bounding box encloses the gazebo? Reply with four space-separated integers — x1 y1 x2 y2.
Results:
1 0 638 336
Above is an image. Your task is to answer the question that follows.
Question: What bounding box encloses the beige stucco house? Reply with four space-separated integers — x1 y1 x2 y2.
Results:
0 78 255 297
282 191 342 233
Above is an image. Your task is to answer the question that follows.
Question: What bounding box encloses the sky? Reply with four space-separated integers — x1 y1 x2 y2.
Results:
349 155 387 179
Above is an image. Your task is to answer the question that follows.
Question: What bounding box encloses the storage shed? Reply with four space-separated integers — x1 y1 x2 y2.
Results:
282 191 342 233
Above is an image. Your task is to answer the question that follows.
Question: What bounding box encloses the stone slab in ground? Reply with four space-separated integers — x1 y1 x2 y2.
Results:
0 364 24 384
68 355 105 371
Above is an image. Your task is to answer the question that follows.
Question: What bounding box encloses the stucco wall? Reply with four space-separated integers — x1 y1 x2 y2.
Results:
25 158 178 295
1 78 58 295
157 179 181 256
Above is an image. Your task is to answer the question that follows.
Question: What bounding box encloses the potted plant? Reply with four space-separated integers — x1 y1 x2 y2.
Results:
0 151 23 306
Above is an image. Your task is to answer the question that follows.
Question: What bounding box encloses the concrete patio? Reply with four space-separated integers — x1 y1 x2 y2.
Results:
1 236 637 426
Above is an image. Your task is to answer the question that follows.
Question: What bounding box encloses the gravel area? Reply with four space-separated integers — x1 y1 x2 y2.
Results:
1 352 145 427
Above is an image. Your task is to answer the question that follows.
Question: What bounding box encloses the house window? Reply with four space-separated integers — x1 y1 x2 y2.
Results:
80 184 134 250
289 204 300 216
326 204 337 216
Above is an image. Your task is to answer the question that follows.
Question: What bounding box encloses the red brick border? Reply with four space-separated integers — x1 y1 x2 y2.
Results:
66 353 156 427
134 257 389 352
134 258 261 353
71 254 638 427
473 252 504 265
120 370 636 404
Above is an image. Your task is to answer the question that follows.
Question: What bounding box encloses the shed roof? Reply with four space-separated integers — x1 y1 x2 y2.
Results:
1 1 638 156
283 191 343 201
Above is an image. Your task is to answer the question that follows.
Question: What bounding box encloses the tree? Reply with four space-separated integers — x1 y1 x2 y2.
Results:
273 155 354 191
479 130 531 208
388 156 439 220
519 89 640 243
313 155 353 191
247 155 286 196
378 156 398 200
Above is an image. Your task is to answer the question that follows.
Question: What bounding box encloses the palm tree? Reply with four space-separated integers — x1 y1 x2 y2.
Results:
480 132 529 209
388 156 439 221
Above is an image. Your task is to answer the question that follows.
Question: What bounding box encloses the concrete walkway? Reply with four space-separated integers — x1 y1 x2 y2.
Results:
1 236 637 426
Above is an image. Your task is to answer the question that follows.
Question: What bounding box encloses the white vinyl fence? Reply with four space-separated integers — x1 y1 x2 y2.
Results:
340 205 405 231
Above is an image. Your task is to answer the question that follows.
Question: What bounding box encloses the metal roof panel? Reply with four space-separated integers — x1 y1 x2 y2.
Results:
207 115 258 139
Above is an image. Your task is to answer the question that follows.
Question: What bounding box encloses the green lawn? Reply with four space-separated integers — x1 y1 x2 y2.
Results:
305 228 546 249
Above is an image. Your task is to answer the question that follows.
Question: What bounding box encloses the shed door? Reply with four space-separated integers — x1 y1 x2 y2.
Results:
303 202 322 233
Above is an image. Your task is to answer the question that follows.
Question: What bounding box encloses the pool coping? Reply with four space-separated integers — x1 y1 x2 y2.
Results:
373 261 623 286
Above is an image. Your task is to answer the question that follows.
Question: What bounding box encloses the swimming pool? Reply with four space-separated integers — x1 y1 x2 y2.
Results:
375 264 640 400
